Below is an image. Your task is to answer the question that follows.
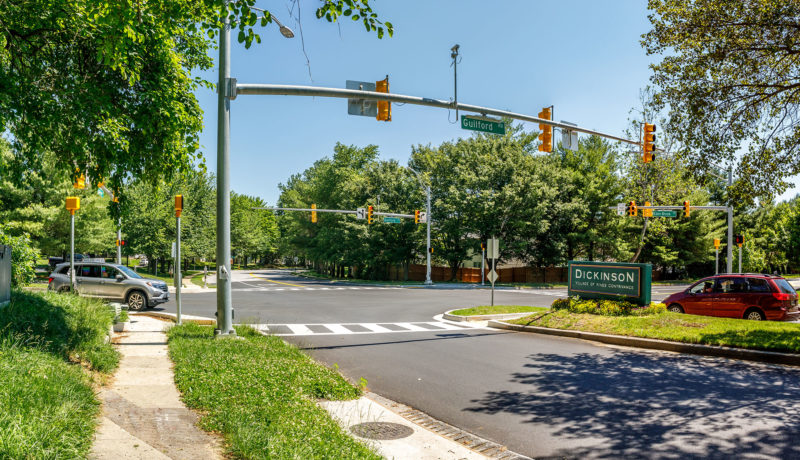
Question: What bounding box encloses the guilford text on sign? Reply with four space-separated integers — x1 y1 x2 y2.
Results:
568 261 652 305
461 115 506 135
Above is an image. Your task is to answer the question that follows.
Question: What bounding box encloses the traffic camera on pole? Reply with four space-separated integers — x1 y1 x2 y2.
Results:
683 200 691 217
642 123 656 163
414 210 420 224
537 107 552 153
376 76 391 122
311 203 317 223
367 205 374 224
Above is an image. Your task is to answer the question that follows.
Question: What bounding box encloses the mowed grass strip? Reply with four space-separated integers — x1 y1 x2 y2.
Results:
449 305 547 316
0 290 119 458
509 308 800 352
167 323 381 459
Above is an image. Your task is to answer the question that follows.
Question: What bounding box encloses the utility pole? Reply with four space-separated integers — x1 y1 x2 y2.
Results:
425 185 432 285
117 217 122 264
215 3 235 337
175 195 183 325
66 197 79 292
727 168 734 273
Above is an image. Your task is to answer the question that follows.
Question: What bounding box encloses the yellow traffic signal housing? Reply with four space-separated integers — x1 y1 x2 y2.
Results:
643 123 656 163
367 205 374 224
311 203 317 223
175 195 183 218
713 238 720 249
74 173 86 189
414 210 420 224
627 200 638 217
683 200 691 217
376 76 391 122
537 107 552 153
66 196 80 215
643 201 653 217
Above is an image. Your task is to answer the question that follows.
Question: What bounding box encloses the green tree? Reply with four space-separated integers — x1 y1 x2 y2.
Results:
644 0 800 200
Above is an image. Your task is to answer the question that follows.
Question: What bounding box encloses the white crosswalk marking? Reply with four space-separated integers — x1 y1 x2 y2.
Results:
360 323 393 333
286 324 313 335
322 324 353 334
253 321 482 336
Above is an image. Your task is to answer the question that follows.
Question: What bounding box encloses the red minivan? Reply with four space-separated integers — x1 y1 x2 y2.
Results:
663 274 800 321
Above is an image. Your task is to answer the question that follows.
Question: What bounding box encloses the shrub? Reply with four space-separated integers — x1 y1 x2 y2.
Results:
0 226 38 287
552 297 666 316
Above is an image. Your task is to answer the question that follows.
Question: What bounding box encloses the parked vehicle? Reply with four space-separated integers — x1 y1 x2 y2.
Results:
663 273 799 321
48 261 169 310
48 253 84 269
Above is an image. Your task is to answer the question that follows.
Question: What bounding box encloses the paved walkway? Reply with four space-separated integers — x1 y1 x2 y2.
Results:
90 315 222 460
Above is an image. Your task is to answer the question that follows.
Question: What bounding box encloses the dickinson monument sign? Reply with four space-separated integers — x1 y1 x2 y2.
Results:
567 261 652 305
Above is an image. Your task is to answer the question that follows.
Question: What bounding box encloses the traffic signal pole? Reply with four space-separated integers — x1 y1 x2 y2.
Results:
425 185 432 285
117 218 122 264
727 169 734 273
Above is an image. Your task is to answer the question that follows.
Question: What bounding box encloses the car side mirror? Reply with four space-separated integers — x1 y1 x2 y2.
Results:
116 274 124 281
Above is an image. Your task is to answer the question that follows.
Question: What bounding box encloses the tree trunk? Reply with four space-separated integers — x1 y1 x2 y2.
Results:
449 261 459 282
403 260 409 282
631 219 650 263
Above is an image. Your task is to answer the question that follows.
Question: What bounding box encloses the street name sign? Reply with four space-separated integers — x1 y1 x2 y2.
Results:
487 237 500 259
461 116 506 135
568 261 652 305
652 210 677 218
383 216 402 223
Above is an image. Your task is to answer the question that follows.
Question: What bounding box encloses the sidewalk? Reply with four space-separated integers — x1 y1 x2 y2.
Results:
90 315 221 460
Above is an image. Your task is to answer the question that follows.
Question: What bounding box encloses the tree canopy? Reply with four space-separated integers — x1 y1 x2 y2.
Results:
644 0 800 201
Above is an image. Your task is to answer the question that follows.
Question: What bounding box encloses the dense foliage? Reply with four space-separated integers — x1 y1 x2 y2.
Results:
644 0 800 201
0 226 38 286
551 298 667 316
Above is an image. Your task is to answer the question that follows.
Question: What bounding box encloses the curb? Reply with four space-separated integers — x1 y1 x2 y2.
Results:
488 320 800 367
442 309 536 323
133 311 216 326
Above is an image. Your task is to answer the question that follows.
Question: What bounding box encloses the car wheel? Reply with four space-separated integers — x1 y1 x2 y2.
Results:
745 309 765 321
668 304 684 313
126 290 148 311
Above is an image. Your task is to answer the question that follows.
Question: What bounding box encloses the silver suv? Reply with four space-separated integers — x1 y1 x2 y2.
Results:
48 262 169 310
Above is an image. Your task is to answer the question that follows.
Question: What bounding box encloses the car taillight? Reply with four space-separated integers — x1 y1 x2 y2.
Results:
48 277 53 284
773 292 792 301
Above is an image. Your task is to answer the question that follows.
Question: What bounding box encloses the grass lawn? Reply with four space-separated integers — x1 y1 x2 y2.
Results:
0 290 119 458
450 305 547 316
509 308 800 353
167 323 381 459
190 272 216 288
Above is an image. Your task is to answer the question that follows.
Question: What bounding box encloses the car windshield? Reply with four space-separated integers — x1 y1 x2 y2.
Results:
774 278 796 295
117 265 142 279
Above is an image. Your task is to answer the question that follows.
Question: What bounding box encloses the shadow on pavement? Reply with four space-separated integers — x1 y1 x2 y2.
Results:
465 349 800 459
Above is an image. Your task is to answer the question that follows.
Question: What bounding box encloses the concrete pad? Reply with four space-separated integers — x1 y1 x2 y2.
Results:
112 367 176 386
321 397 489 460
90 417 172 460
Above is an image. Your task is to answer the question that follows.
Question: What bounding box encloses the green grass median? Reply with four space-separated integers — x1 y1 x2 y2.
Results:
449 305 546 316
500 298 800 353
0 290 119 458
167 323 380 459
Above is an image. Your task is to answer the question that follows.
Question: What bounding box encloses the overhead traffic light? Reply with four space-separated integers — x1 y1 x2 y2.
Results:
537 107 552 153
683 200 691 217
643 123 656 163
367 205 374 224
376 76 391 122
311 203 317 223
414 210 420 224
74 173 86 189
626 200 637 217
116 239 126 247
735 234 744 246
643 201 653 218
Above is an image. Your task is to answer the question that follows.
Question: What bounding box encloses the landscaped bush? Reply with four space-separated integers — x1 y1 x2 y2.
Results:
552 297 666 316
0 225 39 287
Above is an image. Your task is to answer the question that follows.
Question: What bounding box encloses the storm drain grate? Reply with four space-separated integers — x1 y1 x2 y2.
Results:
350 422 414 440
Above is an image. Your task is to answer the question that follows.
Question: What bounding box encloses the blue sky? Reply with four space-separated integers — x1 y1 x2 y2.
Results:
194 0 798 205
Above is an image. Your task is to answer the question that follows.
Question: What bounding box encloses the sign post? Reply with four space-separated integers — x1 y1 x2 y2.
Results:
175 195 183 325
487 236 499 305
65 197 80 292
568 261 652 305
714 238 720 274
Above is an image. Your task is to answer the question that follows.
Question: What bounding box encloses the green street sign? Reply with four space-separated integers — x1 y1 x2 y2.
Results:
652 210 677 218
568 261 652 305
461 116 506 135
383 216 402 223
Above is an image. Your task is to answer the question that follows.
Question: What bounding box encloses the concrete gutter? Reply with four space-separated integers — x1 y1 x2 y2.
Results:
489 320 800 367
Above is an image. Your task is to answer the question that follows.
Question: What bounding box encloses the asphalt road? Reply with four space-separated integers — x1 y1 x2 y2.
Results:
160 270 800 458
